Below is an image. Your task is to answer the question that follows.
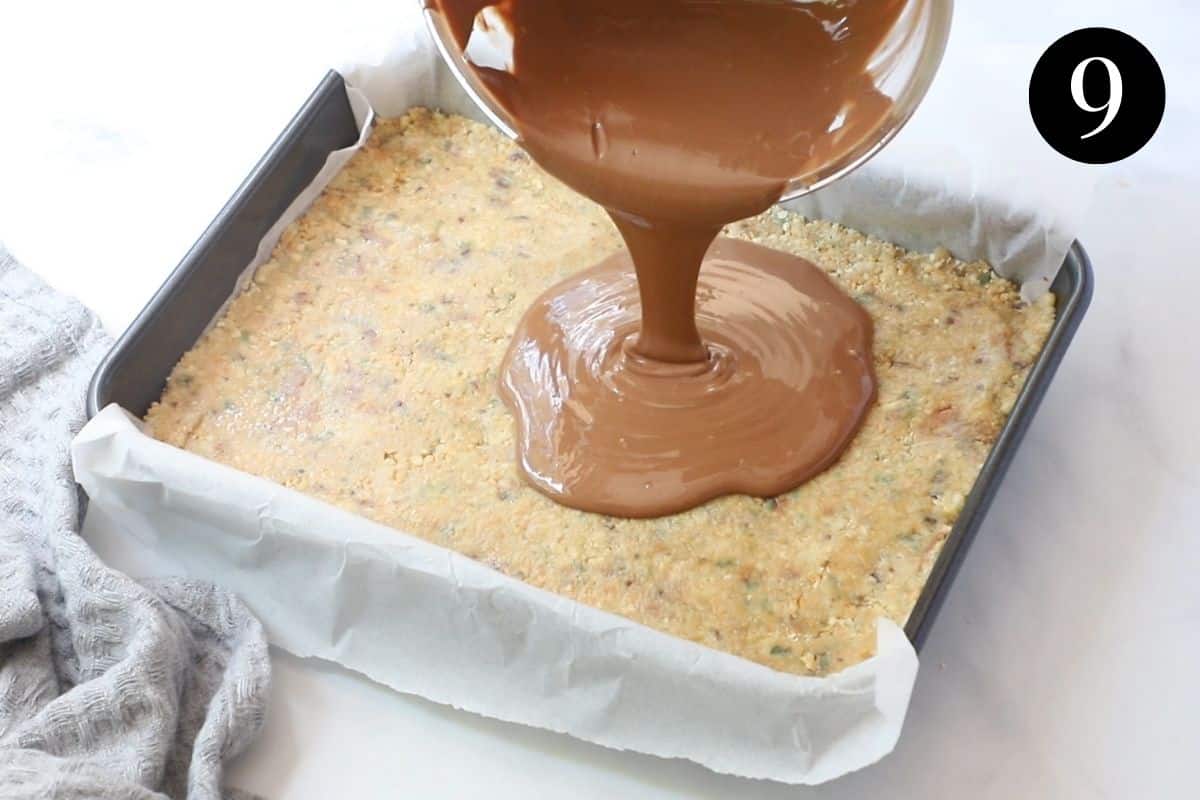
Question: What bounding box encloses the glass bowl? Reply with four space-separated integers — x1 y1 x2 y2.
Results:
421 0 953 202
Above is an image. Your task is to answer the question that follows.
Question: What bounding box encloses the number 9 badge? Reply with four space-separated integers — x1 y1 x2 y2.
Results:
1030 27 1166 164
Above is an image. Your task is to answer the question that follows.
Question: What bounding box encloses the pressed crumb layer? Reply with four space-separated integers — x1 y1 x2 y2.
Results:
145 109 1055 676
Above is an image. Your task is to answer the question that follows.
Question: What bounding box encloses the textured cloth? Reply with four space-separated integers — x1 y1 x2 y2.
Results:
0 247 270 799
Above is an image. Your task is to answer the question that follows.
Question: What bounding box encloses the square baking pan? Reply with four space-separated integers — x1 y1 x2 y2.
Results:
86 69 1093 653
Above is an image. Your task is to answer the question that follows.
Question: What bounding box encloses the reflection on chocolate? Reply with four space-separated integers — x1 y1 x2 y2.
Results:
431 0 903 516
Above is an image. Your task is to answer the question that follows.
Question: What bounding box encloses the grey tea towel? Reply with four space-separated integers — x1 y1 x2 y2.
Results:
0 247 270 799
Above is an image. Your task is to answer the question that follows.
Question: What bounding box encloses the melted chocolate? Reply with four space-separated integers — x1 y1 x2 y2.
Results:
430 0 902 516
501 238 875 517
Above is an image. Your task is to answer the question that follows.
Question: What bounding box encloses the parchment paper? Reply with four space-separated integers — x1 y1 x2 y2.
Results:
72 3 1089 785
74 406 917 785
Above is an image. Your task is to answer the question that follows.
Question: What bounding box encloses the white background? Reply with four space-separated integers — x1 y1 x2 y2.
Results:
2 1 1199 797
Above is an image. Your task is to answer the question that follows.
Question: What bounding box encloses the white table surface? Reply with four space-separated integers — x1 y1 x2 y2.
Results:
3 1 1199 797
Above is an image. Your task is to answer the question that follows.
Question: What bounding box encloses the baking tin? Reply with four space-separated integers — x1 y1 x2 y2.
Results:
86 69 1094 651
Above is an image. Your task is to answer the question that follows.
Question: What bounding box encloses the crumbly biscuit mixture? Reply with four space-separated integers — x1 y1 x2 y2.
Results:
145 109 1054 676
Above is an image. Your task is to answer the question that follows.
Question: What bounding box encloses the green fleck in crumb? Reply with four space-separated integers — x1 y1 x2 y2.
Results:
770 645 792 656
978 271 993 285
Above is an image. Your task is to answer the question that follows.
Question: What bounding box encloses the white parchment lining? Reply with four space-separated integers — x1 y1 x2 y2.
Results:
72 7 1089 786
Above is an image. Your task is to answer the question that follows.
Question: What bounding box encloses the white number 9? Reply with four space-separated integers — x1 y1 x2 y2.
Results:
1071 56 1123 140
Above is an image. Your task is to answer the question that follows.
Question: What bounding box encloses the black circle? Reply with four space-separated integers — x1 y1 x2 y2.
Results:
1029 28 1165 164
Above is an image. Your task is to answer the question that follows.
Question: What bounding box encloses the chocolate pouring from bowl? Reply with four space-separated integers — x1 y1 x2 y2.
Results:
428 0 946 516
